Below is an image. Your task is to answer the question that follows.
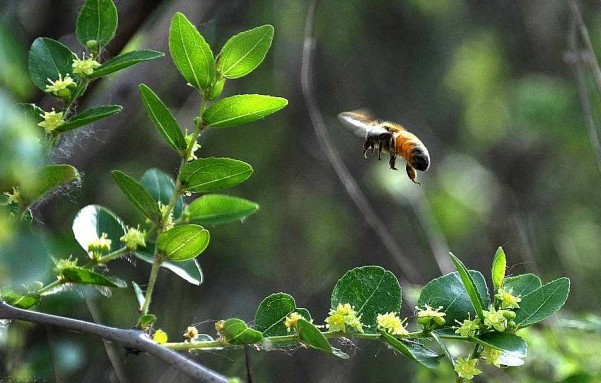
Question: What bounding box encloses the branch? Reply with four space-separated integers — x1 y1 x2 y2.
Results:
0 301 228 383
300 0 423 287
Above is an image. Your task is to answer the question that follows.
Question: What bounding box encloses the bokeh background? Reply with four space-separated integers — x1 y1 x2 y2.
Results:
1 0 601 382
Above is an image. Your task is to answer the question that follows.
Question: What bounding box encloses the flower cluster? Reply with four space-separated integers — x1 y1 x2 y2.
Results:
495 287 521 309
120 226 146 250
284 312 304 333
45 73 76 97
183 326 199 343
3 187 21 206
454 356 482 380
416 304 446 330
87 232 112 259
324 303 363 333
72 53 101 76
38 109 65 134
376 312 409 336
454 316 480 337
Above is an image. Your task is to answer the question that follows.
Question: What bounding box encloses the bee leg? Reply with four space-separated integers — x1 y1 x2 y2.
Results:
406 163 421 185
389 154 398 170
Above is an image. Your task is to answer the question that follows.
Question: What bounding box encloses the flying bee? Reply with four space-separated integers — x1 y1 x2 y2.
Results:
338 109 430 184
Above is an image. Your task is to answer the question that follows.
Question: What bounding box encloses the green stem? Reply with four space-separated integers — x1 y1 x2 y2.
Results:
140 255 163 315
37 279 63 296
92 247 128 265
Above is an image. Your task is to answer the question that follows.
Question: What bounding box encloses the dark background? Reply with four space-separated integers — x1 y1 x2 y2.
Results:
1 0 600 382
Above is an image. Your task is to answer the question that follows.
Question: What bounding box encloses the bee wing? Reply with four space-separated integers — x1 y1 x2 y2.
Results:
338 110 390 139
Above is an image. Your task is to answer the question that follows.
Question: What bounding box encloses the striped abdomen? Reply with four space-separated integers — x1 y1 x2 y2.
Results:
395 131 430 171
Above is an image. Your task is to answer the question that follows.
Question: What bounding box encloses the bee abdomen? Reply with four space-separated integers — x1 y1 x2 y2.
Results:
410 145 430 171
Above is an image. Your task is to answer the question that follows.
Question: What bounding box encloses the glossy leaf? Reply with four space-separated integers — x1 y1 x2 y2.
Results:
169 12 215 91
76 0 118 48
297 318 348 359
0 290 41 309
449 253 485 319
254 293 309 337
418 271 490 328
72 204 125 254
503 273 542 297
137 313 157 329
472 332 527 359
514 277 570 327
139 84 186 152
28 38 75 91
132 281 145 311
187 194 258 225
89 50 164 78
23 164 80 205
217 25 274 79
135 252 203 285
157 224 210 262
140 168 184 218
331 266 402 334
203 94 287 128
60 266 127 288
111 170 162 222
180 158 253 193
380 332 440 368
491 246 506 292
56 105 122 132
221 318 262 345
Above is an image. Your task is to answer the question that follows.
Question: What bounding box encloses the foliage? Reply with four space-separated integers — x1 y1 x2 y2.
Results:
0 0 572 382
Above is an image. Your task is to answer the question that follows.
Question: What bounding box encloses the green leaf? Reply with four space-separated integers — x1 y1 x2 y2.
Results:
22 164 80 205
472 332 527 359
138 84 186 152
28 37 75 92
187 194 258 225
137 313 157 329
330 266 402 334
157 224 210 262
135 252 203 285
88 50 164 78
76 0 118 48
72 204 126 254
503 273 542 297
491 246 506 292
417 271 490 328
254 292 307 337
19 103 45 123
217 25 274 79
449 253 485 319
221 318 262 345
139 168 184 218
56 105 122 132
60 266 127 288
111 170 162 222
0 290 41 309
132 281 145 311
180 158 253 193
203 94 287 128
297 318 348 359
380 332 440 368
168 12 215 91
514 277 570 327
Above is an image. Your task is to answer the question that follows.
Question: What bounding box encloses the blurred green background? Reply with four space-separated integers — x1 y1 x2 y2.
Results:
1 0 601 382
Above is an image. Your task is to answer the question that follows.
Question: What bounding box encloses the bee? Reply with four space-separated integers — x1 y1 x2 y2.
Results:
338 109 430 184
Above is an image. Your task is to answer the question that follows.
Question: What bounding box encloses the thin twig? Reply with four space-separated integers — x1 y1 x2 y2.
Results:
300 0 423 287
0 301 228 383
565 16 601 174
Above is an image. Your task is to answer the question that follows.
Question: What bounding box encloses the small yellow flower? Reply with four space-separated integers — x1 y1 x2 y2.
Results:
284 312 304 333
482 346 503 368
482 306 508 332
87 232 112 256
496 287 521 309
72 53 101 76
416 304 446 328
183 326 199 342
215 320 225 334
454 356 482 380
185 133 201 161
324 303 363 333
120 226 146 250
38 108 65 134
3 186 22 205
377 312 409 336
454 316 480 337
45 73 76 96
153 329 168 344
